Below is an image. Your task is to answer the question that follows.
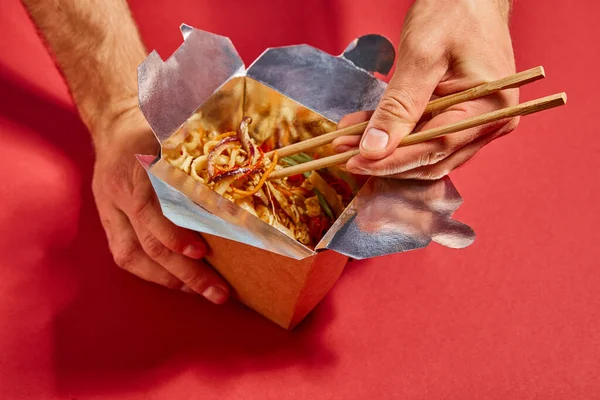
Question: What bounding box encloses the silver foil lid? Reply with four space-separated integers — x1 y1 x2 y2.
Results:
138 27 245 143
137 25 475 260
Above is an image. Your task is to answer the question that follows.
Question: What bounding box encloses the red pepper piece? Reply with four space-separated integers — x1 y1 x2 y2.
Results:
287 174 305 186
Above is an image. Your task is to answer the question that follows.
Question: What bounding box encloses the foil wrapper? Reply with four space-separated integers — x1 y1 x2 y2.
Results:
137 24 475 260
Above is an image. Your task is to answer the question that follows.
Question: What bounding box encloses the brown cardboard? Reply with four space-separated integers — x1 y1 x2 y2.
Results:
203 234 348 329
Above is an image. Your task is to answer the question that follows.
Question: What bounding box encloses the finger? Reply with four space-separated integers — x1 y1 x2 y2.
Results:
333 111 372 152
131 195 209 259
359 44 447 160
347 94 516 176
348 109 477 175
331 135 360 153
337 110 374 129
391 126 506 180
100 206 184 290
130 220 230 304
335 145 357 154
333 115 431 153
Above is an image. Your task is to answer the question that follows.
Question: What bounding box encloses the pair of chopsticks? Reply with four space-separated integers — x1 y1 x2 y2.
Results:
267 66 566 180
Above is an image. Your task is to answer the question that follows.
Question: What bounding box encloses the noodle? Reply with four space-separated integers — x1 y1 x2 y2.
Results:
163 115 353 247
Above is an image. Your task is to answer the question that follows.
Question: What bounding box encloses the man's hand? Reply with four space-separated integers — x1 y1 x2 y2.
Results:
333 0 518 179
22 0 230 303
92 108 230 303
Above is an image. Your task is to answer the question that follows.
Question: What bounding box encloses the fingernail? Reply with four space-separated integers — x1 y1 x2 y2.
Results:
361 128 388 152
184 244 206 259
202 285 229 304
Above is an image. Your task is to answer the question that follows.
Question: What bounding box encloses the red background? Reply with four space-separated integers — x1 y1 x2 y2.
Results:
1 0 599 399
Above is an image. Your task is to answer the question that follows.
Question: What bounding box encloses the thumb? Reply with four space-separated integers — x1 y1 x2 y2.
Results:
360 52 446 160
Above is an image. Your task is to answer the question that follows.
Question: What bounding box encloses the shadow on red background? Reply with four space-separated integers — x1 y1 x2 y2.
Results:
0 66 342 396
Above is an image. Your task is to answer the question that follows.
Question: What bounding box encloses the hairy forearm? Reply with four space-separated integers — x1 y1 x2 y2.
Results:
21 0 147 135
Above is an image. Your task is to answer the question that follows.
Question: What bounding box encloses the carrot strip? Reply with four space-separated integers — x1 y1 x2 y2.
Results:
233 152 279 198
213 131 237 141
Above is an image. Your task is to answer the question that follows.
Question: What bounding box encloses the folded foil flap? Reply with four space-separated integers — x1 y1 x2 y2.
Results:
138 27 245 143
247 41 388 123
342 34 396 76
318 177 476 259
138 155 315 260
180 23 193 40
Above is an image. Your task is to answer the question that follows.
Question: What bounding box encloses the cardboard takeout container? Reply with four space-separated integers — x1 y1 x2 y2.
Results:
136 25 475 329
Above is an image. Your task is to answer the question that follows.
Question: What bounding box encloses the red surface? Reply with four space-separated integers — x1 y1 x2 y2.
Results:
1 0 599 399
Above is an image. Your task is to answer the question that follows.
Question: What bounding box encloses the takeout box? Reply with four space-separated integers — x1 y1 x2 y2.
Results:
136 25 476 329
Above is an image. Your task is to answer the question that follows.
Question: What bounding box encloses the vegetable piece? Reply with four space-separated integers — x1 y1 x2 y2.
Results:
308 215 332 243
309 171 345 218
281 156 298 166
313 189 334 220
213 131 237 141
321 172 354 203
235 197 258 217
282 155 311 178
273 218 295 239
259 137 275 153
237 116 253 153
267 182 300 224
326 167 360 195
287 174 305 186
213 176 236 195
207 136 240 178
253 187 269 205
288 153 313 164
212 148 264 180
233 152 279 198
212 166 254 183
238 116 261 166
305 196 322 218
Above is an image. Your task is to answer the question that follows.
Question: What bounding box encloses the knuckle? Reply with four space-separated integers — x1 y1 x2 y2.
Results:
420 150 448 167
401 37 432 65
163 276 184 291
141 234 170 262
131 198 154 224
106 175 122 194
105 168 129 195
159 232 186 254
179 269 210 292
93 167 129 201
376 89 417 122
112 239 140 269
408 44 434 67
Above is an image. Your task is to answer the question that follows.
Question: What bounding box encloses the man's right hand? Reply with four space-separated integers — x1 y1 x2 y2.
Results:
91 107 230 304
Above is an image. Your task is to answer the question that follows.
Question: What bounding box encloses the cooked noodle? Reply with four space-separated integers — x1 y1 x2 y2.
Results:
164 115 354 247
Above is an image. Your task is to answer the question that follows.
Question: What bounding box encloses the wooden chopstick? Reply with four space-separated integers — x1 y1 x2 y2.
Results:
268 92 567 180
266 66 545 160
